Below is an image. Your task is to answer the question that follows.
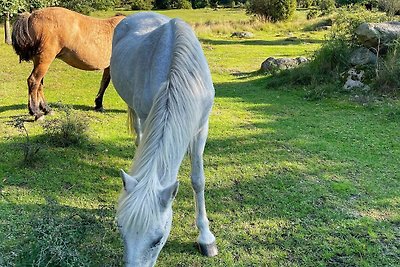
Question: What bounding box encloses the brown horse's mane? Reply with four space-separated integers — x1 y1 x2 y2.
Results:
11 12 40 62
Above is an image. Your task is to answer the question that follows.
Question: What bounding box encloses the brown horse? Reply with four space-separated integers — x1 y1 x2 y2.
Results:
11 7 125 120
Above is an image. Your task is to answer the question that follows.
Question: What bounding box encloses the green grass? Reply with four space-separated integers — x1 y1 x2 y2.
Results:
1 8 400 267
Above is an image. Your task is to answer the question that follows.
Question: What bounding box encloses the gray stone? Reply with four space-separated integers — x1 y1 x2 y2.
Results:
343 68 370 91
355 21 400 51
350 47 377 66
261 57 308 72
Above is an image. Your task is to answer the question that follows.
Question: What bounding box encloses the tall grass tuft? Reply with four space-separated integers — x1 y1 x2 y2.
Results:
42 106 89 147
373 39 400 96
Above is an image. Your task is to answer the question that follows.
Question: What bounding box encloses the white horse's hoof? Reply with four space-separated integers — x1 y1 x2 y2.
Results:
198 241 218 257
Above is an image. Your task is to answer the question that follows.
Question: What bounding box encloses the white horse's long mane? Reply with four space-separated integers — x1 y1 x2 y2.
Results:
117 18 213 232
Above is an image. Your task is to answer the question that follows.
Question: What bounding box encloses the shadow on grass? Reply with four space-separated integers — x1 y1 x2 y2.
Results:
200 37 324 46
0 104 26 113
0 76 399 266
70 104 126 114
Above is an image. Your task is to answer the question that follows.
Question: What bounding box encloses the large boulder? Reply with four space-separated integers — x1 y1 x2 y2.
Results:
355 22 400 51
261 57 308 72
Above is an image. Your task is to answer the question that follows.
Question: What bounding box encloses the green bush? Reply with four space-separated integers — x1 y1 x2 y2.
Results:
297 0 312 8
306 8 318 19
191 0 209 8
57 0 117 14
42 107 89 147
154 0 192 8
131 0 153 9
246 0 297 22
319 0 335 14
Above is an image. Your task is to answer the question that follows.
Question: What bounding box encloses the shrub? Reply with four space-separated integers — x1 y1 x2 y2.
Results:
297 0 312 8
154 0 192 8
246 0 297 22
319 0 335 14
57 0 117 14
131 0 153 9
306 9 318 19
192 0 209 8
42 107 89 147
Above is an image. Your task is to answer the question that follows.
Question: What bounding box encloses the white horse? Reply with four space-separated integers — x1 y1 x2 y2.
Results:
110 12 218 266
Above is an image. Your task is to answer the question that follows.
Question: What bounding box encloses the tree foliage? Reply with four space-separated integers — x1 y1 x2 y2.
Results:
246 0 297 22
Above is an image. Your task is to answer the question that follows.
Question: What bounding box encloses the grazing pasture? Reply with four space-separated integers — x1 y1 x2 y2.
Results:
1 8 399 267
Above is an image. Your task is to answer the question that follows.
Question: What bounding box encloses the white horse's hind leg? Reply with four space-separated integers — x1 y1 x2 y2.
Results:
190 122 218 257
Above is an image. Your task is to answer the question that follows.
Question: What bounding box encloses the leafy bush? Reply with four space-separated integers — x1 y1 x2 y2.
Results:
42 107 89 147
57 0 117 14
246 0 297 22
306 8 318 19
131 0 153 9
297 0 312 8
154 0 192 8
192 0 209 8
319 0 335 14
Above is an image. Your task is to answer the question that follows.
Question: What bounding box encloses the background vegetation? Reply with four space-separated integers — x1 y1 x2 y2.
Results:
0 4 399 267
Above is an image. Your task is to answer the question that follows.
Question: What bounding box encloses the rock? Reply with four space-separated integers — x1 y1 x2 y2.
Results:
349 47 377 66
261 57 308 72
231 31 254 38
355 21 400 51
343 68 370 91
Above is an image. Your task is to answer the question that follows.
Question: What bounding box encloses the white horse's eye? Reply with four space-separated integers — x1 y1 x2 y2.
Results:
151 236 163 248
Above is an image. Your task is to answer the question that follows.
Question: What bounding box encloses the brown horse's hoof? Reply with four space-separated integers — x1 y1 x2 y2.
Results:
198 241 218 257
34 113 45 121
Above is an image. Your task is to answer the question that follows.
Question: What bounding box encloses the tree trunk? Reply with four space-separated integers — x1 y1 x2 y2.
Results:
4 12 12 45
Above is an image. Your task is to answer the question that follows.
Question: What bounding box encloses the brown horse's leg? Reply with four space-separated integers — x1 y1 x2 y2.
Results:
38 78 52 114
94 67 111 112
28 58 51 120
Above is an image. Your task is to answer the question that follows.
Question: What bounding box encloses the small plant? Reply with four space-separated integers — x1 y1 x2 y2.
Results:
12 118 41 164
42 106 89 147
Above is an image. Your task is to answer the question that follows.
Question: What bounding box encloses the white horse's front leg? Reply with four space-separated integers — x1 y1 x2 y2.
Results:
133 110 143 146
190 123 218 257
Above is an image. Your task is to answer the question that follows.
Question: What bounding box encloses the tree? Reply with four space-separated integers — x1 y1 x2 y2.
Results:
246 0 297 22
1 0 27 44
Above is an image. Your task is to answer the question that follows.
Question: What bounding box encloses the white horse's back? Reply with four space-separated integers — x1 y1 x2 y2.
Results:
111 12 213 120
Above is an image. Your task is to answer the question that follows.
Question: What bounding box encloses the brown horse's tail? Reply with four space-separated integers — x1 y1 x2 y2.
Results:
12 12 39 62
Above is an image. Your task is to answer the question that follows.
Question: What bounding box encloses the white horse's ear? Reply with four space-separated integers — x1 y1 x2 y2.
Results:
159 181 179 208
120 169 138 192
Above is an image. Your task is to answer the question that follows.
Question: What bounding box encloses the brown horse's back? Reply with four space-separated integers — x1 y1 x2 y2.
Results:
13 7 124 70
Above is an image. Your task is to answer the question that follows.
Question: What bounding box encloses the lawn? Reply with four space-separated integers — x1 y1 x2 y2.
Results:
1 8 399 267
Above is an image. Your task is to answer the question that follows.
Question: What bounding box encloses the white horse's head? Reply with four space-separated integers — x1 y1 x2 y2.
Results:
117 170 179 267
